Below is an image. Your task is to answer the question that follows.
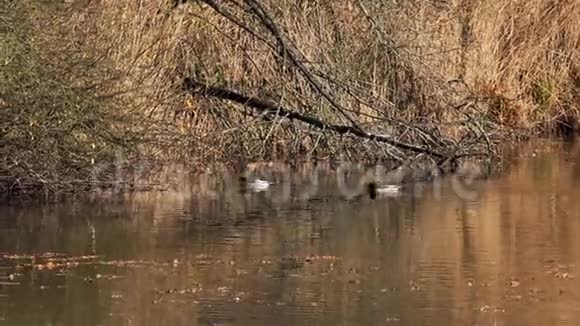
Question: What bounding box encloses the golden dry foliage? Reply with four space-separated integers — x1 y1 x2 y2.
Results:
2 0 579 197
83 0 578 140
1 1 141 196
468 0 580 129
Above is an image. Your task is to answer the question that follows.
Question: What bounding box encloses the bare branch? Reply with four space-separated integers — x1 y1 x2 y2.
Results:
184 78 447 158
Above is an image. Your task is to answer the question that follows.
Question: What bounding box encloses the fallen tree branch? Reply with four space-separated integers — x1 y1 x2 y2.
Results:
183 78 445 159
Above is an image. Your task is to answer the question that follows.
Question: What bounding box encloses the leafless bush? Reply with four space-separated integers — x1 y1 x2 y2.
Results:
1 1 141 197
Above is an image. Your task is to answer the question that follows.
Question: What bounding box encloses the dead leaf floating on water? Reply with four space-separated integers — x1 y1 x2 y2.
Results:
555 272 574 279
217 286 230 295
545 264 575 279
158 287 200 295
111 293 123 300
484 301 509 311
409 281 421 291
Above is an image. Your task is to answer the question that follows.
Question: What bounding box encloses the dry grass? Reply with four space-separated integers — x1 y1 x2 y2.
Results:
2 0 579 198
469 0 580 131
78 1 477 162
86 0 578 146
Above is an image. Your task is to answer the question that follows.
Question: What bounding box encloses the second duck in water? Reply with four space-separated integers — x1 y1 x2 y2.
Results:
366 182 402 199
239 176 272 193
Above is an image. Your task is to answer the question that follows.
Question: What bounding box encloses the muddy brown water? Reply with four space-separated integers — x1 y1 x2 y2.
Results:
2 142 580 325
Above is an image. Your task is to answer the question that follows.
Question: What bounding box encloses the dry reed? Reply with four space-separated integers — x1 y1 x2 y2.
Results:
2 0 578 198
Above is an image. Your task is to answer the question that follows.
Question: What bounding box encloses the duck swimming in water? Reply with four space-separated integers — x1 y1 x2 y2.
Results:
239 176 272 193
366 182 401 199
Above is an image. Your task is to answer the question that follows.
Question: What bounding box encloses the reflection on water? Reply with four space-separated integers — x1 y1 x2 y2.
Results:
2 142 580 325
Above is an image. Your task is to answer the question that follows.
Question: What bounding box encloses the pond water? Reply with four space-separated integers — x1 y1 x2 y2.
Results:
2 142 580 325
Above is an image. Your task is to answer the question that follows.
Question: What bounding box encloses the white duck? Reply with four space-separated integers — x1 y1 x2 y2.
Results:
239 176 272 192
366 182 402 199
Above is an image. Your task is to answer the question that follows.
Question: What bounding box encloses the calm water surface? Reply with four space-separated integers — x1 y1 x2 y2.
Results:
2 143 580 325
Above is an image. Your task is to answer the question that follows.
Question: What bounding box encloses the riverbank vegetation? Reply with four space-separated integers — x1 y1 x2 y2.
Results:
1 0 579 198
